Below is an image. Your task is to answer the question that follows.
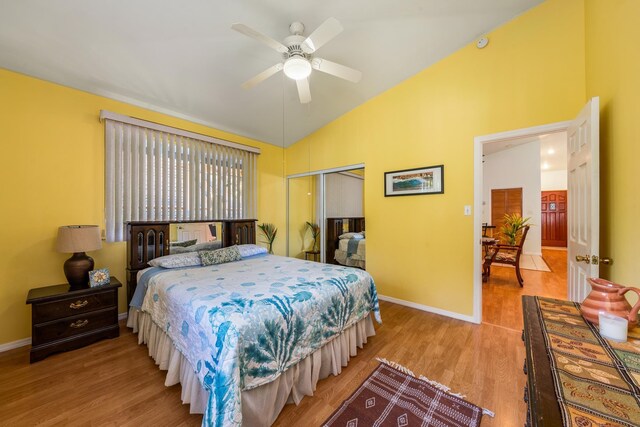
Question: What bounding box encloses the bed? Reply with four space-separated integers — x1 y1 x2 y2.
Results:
126 245 380 427
334 235 366 269
325 217 365 269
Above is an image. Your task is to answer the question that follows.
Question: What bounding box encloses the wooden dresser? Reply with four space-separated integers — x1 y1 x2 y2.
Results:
26 278 121 363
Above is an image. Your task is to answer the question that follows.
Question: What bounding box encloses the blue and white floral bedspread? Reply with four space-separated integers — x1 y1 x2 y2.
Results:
139 255 381 426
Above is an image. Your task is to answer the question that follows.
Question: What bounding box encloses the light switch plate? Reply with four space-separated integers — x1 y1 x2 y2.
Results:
464 205 472 216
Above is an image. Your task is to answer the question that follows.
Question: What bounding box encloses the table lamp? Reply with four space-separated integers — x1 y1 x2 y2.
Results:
56 225 102 290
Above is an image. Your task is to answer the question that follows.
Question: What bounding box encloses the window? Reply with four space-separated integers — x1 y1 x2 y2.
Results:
102 111 259 242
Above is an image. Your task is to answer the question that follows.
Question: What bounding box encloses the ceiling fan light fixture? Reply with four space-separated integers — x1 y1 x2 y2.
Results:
283 56 311 80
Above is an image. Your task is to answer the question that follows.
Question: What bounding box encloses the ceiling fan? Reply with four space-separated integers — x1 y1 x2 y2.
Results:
231 18 362 104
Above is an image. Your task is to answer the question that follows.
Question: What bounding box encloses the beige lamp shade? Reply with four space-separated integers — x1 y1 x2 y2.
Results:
56 225 102 253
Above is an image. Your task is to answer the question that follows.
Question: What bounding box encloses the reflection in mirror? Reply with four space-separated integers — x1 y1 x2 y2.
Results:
286 167 365 268
288 175 319 260
147 230 156 260
170 222 221 245
324 168 366 269
137 232 144 263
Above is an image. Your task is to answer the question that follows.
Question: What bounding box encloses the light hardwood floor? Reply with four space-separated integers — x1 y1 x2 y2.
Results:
483 248 567 332
0 250 566 426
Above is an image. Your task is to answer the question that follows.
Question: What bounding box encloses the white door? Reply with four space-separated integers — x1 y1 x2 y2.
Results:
567 97 600 302
177 223 208 243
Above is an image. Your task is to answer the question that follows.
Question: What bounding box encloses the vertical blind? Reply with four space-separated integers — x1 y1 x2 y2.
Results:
103 114 258 242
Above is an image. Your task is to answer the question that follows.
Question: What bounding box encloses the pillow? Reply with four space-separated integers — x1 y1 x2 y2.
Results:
339 232 364 240
237 244 268 258
170 240 223 254
200 246 242 266
148 252 202 268
361 230 366 237
170 239 198 247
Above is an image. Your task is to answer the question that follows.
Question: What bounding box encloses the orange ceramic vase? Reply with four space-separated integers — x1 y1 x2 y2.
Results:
580 278 640 328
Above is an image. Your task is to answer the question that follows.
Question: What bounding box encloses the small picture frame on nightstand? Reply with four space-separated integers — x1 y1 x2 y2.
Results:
89 268 110 287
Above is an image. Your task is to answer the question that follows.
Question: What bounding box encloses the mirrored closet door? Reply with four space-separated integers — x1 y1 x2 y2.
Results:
286 166 365 269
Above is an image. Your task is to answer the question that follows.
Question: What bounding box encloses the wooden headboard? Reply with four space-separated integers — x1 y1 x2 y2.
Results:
125 219 256 304
325 217 365 265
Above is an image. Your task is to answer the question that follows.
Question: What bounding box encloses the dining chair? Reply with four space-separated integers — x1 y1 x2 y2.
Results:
484 225 530 286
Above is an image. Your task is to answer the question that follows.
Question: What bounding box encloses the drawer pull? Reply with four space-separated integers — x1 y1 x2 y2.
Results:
70 319 89 329
70 300 89 309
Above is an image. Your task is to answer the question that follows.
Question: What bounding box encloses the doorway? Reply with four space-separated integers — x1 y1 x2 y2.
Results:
474 98 602 324
473 121 572 324
541 190 567 247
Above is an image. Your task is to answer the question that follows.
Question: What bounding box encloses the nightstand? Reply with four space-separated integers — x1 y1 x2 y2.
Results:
26 277 122 363
304 250 320 262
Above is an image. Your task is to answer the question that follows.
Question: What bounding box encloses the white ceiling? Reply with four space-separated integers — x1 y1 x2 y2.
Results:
483 131 567 171
0 0 542 146
539 132 567 172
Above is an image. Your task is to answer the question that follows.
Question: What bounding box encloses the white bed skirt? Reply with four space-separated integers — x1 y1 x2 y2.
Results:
127 308 376 426
334 250 366 270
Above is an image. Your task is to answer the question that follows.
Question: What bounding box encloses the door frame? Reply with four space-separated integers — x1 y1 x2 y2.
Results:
472 121 570 324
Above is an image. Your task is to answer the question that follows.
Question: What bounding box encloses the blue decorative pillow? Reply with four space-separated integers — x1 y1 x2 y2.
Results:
148 252 202 268
199 246 242 266
237 244 268 258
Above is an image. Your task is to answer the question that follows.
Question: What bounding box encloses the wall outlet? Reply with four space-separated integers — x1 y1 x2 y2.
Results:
464 205 472 216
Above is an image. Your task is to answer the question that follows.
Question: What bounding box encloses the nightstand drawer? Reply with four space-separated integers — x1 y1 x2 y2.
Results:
32 290 116 321
32 307 118 345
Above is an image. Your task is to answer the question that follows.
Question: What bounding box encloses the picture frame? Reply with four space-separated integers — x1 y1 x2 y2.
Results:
88 268 111 287
384 165 444 197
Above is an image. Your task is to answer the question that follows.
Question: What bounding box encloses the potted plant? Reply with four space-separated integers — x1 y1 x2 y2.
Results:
257 223 277 254
500 213 531 245
305 221 320 252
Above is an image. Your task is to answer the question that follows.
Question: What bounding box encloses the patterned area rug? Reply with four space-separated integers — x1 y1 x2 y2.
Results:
535 297 640 426
323 360 491 426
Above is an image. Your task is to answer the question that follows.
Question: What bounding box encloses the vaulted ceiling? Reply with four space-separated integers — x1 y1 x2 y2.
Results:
0 0 543 146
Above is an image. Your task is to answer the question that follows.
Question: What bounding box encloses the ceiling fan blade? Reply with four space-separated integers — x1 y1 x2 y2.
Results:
231 23 288 54
301 17 343 54
311 58 362 83
241 63 283 89
296 78 312 104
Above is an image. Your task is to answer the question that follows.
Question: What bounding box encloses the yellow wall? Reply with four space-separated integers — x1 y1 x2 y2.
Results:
0 69 285 345
585 0 640 286
287 0 586 316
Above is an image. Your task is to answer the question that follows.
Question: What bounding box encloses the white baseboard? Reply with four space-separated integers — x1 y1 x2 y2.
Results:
0 312 129 353
378 294 477 324
0 337 31 352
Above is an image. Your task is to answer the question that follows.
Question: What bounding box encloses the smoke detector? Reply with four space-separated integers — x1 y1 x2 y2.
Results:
476 37 489 49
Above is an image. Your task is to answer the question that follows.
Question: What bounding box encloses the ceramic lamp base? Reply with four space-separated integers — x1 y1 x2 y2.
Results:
63 252 94 290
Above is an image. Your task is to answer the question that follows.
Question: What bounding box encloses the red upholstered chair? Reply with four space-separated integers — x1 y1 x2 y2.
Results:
484 225 530 287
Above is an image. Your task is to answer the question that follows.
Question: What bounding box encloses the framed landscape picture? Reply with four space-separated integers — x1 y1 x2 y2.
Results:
384 165 444 197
